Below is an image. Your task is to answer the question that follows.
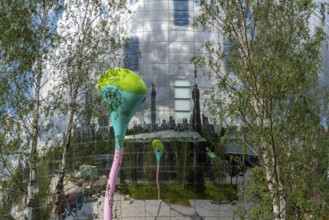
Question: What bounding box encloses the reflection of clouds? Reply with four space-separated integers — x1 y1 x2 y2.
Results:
144 75 170 86
158 105 171 121
169 42 195 53
124 0 223 128
319 41 329 88
140 86 170 111
310 11 329 88
129 112 143 128
143 21 169 32
136 76 215 127
40 0 128 145
319 73 329 87
143 64 169 76
143 41 168 53
144 105 171 124
143 53 169 64
143 31 168 41
131 107 172 128
144 1 169 11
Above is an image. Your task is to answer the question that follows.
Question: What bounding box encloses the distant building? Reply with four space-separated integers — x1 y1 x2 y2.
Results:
124 0 218 132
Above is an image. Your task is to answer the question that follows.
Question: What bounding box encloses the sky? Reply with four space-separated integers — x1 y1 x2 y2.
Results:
314 0 329 22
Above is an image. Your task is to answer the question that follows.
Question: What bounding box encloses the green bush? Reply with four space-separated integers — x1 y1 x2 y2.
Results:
186 168 205 194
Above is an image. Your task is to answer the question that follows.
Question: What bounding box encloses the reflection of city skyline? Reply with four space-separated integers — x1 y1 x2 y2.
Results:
133 78 216 127
124 82 216 137
122 0 219 129
123 0 329 132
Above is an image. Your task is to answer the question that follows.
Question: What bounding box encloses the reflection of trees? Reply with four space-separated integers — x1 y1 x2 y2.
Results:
171 141 192 189
227 155 243 185
142 143 156 182
201 125 227 184
121 141 139 185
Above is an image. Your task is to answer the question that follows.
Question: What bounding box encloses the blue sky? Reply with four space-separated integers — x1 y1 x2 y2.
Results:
314 0 329 22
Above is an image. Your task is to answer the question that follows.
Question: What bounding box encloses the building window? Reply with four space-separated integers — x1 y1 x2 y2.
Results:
124 37 139 72
174 80 191 122
223 37 232 72
130 0 138 4
173 0 189 27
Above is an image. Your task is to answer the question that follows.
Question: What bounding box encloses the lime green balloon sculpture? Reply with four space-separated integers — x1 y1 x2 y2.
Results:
152 139 164 200
98 68 147 220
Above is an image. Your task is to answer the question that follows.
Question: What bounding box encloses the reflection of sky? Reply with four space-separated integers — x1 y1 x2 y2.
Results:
314 0 329 22
41 0 128 141
135 33 217 124
126 0 328 128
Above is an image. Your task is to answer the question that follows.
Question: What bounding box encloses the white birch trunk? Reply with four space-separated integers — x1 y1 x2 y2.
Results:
263 149 281 220
51 91 77 219
25 4 48 218
25 158 37 220
253 99 286 220
278 169 286 219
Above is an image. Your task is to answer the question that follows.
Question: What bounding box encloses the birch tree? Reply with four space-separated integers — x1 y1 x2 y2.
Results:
0 0 62 219
45 0 129 218
194 0 329 219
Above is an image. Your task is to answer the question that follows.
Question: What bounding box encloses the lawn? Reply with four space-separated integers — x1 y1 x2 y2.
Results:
125 183 237 206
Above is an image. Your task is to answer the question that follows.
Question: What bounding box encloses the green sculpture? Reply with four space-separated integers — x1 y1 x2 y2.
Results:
98 68 147 220
152 139 164 200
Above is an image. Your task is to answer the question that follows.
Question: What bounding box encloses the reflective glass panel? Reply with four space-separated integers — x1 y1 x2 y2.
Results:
173 0 189 26
124 37 139 72
174 87 190 99
175 100 191 111
174 80 190 87
174 112 190 123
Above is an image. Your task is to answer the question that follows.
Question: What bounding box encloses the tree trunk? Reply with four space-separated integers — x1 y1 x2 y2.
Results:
25 153 37 220
25 73 41 220
253 98 286 220
25 5 48 218
51 92 77 219
262 142 286 220
263 150 279 219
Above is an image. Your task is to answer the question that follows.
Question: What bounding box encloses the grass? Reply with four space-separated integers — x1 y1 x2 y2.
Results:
125 183 237 206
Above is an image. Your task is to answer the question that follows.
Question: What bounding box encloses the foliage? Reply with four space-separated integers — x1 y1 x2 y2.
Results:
142 143 156 182
0 1 63 218
194 0 329 219
186 167 205 194
0 0 129 217
171 141 193 189
127 183 237 206
32 159 53 220
45 0 129 217
121 141 139 184
200 125 227 184
208 158 228 185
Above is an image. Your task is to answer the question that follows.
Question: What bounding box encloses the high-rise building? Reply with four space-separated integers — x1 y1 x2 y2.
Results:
124 1 329 132
125 0 218 132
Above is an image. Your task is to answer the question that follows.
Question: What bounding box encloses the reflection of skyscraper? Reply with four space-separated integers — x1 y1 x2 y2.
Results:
192 84 201 134
151 83 156 129
125 1 329 129
125 0 217 127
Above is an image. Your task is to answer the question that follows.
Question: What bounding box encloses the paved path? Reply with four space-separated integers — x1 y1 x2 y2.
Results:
88 195 239 220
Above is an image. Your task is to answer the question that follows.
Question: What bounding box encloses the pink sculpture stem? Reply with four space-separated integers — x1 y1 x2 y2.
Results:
156 163 160 200
104 149 123 220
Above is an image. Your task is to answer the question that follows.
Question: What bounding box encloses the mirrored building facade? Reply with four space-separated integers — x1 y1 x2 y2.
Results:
123 0 219 132
122 1 329 132
310 12 329 88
